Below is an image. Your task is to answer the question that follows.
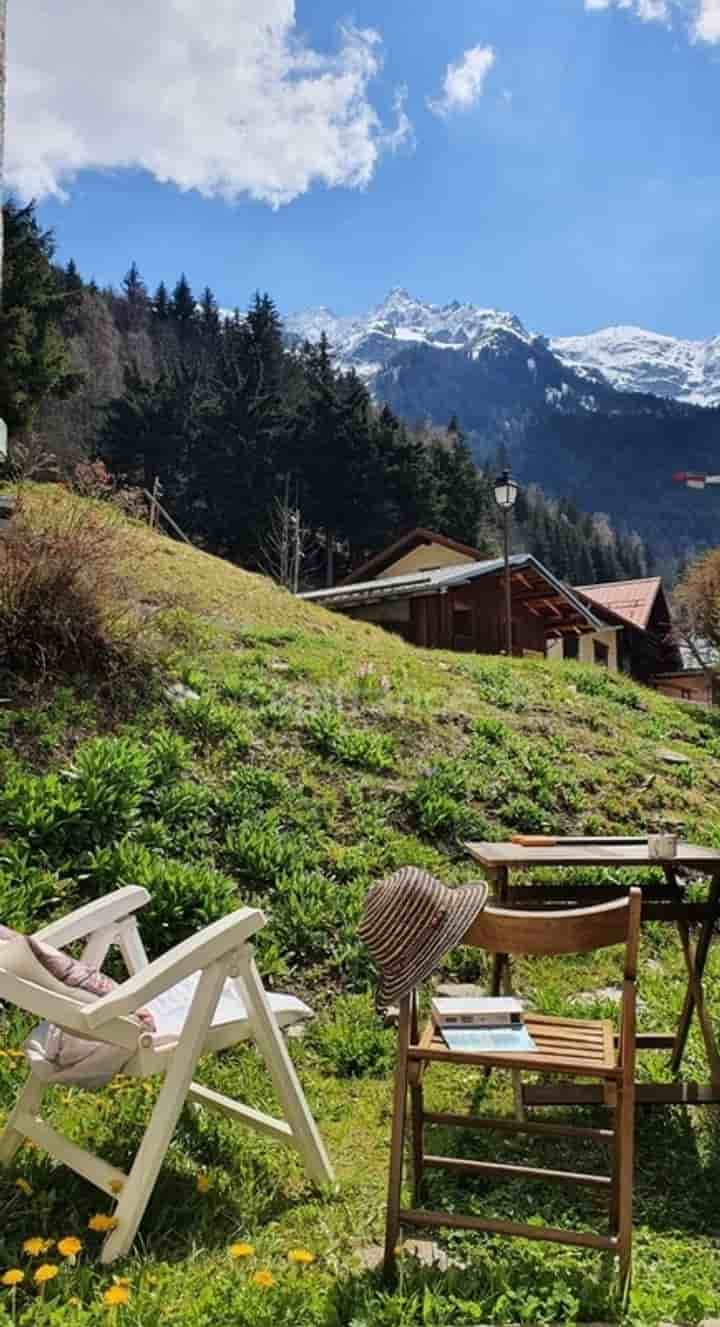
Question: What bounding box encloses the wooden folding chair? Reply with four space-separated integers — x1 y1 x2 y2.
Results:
384 889 641 1290
0 887 334 1262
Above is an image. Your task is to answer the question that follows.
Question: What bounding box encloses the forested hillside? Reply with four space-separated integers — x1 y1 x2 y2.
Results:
1 201 651 588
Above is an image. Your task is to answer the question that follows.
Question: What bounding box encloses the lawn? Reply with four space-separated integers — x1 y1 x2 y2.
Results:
1 488 720 1324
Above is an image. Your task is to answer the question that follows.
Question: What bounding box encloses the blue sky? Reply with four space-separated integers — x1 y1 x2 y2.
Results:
8 0 720 337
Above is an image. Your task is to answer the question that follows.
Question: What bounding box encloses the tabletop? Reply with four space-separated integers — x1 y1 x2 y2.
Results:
463 839 720 870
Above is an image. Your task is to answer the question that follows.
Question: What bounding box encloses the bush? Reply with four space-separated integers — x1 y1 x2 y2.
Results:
307 994 393 1078
84 840 239 956
0 492 149 679
305 706 395 772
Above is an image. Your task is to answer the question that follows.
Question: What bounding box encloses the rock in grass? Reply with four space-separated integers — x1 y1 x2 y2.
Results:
164 682 201 703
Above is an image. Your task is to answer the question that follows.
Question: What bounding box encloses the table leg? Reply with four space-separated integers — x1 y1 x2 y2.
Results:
670 870 720 1080
487 867 523 1120
489 867 510 997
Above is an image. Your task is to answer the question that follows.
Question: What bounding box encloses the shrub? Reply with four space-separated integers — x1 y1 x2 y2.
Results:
307 994 393 1078
305 707 395 772
146 729 192 785
0 492 149 679
84 840 239 956
173 696 250 752
0 843 70 930
64 735 152 841
408 759 469 835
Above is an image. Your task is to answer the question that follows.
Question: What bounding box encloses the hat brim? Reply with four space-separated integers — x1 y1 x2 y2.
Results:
377 880 489 1007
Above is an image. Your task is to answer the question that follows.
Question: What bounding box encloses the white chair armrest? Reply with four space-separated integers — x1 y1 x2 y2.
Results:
33 887 152 949
82 906 266 1030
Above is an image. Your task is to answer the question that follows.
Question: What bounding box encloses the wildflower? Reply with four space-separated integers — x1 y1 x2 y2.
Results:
1 1269 24 1287
103 1285 130 1307
196 1174 210 1194
57 1237 82 1259
110 1180 124 1195
34 1264 58 1285
88 1214 118 1232
22 1238 53 1257
252 1270 274 1288
14 1178 33 1197
287 1248 315 1264
229 1242 254 1259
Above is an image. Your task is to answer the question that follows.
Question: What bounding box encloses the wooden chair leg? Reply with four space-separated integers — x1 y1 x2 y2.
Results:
616 1082 635 1294
383 997 411 1279
410 1080 424 1202
237 953 334 1188
100 961 227 1264
0 1075 46 1166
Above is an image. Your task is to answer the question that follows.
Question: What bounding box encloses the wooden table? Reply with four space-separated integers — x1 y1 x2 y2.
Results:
463 839 720 1107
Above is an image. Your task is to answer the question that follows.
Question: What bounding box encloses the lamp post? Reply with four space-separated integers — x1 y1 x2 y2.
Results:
494 469 518 657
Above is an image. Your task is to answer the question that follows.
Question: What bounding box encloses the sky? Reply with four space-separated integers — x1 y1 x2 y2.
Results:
5 0 720 338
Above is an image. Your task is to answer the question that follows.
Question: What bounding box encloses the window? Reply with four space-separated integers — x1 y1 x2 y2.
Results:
563 634 579 660
593 640 609 668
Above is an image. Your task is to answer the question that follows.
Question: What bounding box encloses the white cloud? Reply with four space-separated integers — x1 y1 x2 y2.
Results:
6 1 412 206
427 45 496 118
585 0 720 41
584 0 669 19
694 0 720 41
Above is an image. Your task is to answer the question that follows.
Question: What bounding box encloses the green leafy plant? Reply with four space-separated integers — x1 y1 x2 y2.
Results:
305 707 395 772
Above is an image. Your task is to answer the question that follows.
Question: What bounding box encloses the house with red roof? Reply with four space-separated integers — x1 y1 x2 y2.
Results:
547 576 681 683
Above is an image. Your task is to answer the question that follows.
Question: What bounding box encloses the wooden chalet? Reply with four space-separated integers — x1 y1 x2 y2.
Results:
547 577 681 682
301 530 606 655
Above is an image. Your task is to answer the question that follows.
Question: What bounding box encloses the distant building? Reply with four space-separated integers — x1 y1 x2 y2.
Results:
651 640 719 706
548 577 681 682
301 529 609 656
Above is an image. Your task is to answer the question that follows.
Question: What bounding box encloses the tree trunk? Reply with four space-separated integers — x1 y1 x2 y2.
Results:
326 530 335 587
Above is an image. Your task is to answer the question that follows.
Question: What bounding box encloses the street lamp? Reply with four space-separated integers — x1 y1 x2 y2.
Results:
494 469 518 657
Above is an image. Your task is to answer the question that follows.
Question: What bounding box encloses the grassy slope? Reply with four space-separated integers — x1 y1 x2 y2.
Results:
2 488 720 1324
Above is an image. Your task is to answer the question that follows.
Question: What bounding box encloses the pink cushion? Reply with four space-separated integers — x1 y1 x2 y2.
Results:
0 926 154 1031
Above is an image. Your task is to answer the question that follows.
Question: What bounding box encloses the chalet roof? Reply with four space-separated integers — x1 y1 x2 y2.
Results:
302 554 607 631
574 577 664 631
342 528 486 585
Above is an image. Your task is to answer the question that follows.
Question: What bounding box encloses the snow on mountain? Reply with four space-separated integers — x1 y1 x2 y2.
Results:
551 325 720 408
285 287 535 383
286 289 720 407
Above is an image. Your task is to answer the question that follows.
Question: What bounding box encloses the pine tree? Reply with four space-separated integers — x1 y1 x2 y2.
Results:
0 201 80 439
199 286 221 341
120 261 149 333
152 281 170 322
170 273 197 340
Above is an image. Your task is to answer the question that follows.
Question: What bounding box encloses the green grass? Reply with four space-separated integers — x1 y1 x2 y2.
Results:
2 487 720 1323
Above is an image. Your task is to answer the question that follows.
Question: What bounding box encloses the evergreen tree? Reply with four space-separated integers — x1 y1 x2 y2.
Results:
169 273 197 340
0 200 80 439
152 281 170 322
121 261 149 333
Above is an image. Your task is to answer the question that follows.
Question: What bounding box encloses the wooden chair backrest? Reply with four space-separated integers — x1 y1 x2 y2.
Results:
463 889 641 978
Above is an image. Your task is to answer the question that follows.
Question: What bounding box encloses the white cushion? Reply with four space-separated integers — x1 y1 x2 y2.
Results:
145 974 313 1047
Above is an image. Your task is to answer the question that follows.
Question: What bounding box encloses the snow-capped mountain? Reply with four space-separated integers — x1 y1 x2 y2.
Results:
286 289 720 408
551 326 720 408
286 287 536 385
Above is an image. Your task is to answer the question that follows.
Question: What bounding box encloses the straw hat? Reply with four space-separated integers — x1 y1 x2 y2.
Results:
358 866 488 1006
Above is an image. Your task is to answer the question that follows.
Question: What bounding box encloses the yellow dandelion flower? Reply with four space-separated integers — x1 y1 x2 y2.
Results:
22 1238 51 1257
1 1269 24 1287
103 1285 130 1307
196 1174 210 1194
252 1270 274 1289
88 1214 118 1232
110 1180 124 1195
14 1178 33 1197
287 1248 315 1264
57 1237 82 1259
34 1264 58 1285
229 1242 254 1259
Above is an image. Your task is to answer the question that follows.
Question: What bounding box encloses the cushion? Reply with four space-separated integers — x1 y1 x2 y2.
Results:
145 973 313 1048
0 927 155 1088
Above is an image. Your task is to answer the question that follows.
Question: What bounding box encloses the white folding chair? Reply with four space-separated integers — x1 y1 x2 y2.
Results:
0 887 334 1262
